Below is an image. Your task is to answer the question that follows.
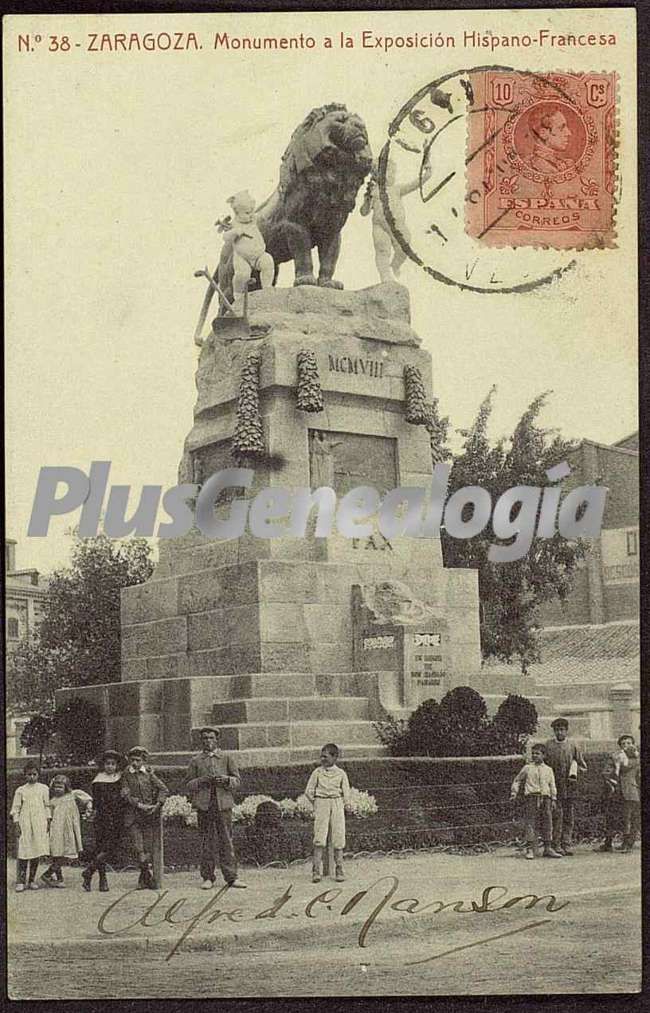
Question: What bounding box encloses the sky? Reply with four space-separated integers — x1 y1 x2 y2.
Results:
4 8 637 574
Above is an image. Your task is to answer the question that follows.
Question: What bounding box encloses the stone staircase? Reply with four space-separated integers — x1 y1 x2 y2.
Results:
63 670 387 769
186 670 386 765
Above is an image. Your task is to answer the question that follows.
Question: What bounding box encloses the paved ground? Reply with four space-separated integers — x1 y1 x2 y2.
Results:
8 845 642 998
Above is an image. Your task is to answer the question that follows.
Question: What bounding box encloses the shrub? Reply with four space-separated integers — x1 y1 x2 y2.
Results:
373 713 411 755
278 797 299 819
375 687 538 758
488 693 539 754
7 755 608 864
405 698 442 756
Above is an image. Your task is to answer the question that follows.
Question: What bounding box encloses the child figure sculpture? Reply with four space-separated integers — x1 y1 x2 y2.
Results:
361 155 431 283
225 190 274 305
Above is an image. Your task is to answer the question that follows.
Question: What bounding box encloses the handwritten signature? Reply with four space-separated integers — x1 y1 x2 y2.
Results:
96 876 569 962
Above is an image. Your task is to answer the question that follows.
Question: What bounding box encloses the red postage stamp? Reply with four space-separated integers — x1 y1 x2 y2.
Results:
466 70 618 250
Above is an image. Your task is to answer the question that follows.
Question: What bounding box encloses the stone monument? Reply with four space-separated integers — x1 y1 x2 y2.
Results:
57 107 484 766
60 281 483 766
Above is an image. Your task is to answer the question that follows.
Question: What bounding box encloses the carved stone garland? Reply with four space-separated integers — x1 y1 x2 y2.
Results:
232 351 265 460
296 348 325 413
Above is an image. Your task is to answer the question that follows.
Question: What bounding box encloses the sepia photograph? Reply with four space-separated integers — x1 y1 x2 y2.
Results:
4 4 641 999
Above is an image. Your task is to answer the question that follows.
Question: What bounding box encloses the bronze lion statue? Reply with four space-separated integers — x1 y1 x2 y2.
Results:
217 103 372 307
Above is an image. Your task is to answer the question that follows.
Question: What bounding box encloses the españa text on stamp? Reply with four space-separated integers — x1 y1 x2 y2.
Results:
465 70 618 250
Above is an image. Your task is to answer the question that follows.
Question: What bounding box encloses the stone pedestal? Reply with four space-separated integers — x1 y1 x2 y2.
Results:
58 283 481 766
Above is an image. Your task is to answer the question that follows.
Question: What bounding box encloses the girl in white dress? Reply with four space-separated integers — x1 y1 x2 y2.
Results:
41 774 93 888
10 762 50 892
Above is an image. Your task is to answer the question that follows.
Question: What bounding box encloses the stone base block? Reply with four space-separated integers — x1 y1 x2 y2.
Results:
145 743 387 768
191 718 380 752
212 695 370 725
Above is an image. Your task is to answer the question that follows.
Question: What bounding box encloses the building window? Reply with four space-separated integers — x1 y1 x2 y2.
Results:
7 617 20 639
626 531 638 557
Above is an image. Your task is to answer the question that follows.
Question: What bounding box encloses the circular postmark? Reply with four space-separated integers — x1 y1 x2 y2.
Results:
378 65 589 294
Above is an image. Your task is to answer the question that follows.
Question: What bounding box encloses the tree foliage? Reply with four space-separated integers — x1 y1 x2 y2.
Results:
441 389 586 671
20 714 58 766
7 534 153 712
55 696 105 764
18 698 104 766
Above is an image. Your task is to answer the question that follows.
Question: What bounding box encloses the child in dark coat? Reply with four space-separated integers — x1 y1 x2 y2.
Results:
82 749 125 892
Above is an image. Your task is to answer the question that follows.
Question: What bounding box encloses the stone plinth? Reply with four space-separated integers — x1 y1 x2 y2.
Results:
58 283 482 763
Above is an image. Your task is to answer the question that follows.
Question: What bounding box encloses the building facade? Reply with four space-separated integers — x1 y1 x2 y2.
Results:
538 435 639 628
5 539 49 756
531 433 640 747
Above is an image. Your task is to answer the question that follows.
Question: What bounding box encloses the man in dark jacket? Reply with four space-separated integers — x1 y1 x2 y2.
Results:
183 727 246 890
121 745 169 889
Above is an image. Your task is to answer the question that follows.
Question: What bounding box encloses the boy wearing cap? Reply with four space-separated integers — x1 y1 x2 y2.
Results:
544 718 587 856
121 746 169 889
183 727 245 890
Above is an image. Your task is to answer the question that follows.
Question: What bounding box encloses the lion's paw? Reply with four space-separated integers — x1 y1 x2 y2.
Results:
318 278 344 290
294 274 318 287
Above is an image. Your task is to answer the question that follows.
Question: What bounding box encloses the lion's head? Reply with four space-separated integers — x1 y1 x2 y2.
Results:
278 103 372 189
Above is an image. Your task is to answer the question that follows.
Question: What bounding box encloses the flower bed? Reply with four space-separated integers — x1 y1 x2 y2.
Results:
161 786 377 828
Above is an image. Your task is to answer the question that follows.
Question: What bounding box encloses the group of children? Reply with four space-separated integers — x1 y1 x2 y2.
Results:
11 745 168 893
11 727 640 891
511 722 641 860
10 763 92 890
11 740 352 893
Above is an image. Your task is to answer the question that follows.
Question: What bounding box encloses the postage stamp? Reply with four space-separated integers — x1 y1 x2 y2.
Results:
378 67 585 296
465 70 618 250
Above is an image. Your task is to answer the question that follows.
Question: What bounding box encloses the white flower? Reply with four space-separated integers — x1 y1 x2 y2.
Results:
161 794 193 822
344 787 378 819
231 794 275 824
278 798 298 818
295 793 315 819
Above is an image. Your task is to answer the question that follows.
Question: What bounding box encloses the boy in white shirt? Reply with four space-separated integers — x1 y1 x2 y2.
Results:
305 743 350 884
511 744 563 860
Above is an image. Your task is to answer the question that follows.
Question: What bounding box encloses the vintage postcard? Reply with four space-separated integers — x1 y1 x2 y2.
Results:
4 5 640 1000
